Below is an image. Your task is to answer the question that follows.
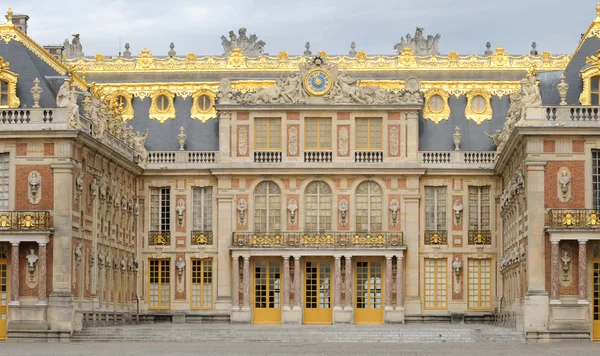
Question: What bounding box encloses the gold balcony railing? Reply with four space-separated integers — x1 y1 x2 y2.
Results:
0 211 51 230
191 230 213 245
232 231 404 248
424 230 447 245
468 230 492 245
547 209 600 228
148 231 171 246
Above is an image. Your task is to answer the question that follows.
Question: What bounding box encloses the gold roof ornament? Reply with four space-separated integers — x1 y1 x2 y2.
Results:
6 7 13 25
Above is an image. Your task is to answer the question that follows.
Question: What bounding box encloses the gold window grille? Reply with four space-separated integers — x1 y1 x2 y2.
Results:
149 259 170 309
191 259 213 309
355 118 382 150
254 181 281 232
304 181 332 232
468 258 492 309
355 181 383 232
305 118 332 150
254 118 281 150
424 258 447 310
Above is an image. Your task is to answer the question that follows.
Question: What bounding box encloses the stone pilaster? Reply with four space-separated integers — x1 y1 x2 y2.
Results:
282 256 290 308
242 257 250 308
344 256 352 310
578 240 588 303
333 256 341 308
215 194 233 311
293 256 301 308
403 192 421 314
37 242 47 304
10 242 19 304
396 253 404 308
385 256 393 308
550 241 560 303
218 112 231 162
405 111 419 161
232 256 239 308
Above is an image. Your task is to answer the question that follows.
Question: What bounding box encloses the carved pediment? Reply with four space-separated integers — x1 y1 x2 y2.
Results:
216 56 423 106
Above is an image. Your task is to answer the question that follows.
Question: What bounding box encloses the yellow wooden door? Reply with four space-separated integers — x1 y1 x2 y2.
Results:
354 259 384 324
303 259 332 324
252 259 281 324
0 245 8 340
593 243 600 341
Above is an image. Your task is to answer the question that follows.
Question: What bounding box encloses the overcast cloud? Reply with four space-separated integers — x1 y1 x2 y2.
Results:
8 0 599 56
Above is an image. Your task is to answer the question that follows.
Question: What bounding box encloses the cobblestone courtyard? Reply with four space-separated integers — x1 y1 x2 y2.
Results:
1 341 598 356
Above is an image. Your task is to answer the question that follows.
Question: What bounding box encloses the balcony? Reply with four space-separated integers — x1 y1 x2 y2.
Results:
232 231 404 248
147 151 219 169
148 231 171 246
254 151 282 163
547 209 600 229
191 230 213 245
355 151 383 163
0 211 51 230
304 151 332 163
468 230 492 245
424 230 447 245
421 151 496 169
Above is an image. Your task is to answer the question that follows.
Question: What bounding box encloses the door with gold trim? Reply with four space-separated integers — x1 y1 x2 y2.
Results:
303 259 332 324
0 244 8 340
593 243 600 341
252 258 281 324
354 259 384 324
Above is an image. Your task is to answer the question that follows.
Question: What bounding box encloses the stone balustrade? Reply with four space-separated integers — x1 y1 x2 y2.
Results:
253 151 282 163
524 106 600 123
421 151 496 168
355 150 384 163
146 151 219 169
304 151 332 163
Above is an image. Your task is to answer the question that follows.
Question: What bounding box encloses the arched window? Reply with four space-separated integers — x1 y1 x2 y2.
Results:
254 181 281 232
304 181 332 232
355 181 382 232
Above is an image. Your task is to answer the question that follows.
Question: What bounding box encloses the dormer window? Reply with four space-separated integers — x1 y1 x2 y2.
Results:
149 89 175 123
0 81 7 107
592 76 600 105
0 56 20 108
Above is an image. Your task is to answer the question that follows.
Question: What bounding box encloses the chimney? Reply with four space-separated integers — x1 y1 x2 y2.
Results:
5 12 29 34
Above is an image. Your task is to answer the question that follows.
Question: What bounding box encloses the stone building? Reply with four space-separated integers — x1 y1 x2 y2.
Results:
0 2 599 342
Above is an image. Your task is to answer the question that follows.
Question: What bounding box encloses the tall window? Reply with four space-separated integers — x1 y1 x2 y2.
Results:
255 118 281 150
424 258 447 310
592 76 600 106
0 81 8 107
192 187 212 231
0 154 8 210
356 181 383 232
355 118 382 150
305 181 332 232
468 259 492 309
254 181 281 232
191 259 213 309
594 150 600 210
149 259 170 309
150 187 170 232
305 118 331 150
425 186 447 231
469 186 490 231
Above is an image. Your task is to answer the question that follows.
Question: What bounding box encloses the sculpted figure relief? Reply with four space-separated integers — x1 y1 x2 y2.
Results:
133 129 149 164
221 28 265 57
394 27 441 55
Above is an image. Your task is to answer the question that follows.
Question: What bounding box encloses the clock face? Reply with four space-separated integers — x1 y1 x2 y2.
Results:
304 69 333 96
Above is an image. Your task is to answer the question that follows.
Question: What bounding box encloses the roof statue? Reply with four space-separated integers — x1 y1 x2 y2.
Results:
216 56 422 106
221 28 265 57
394 27 441 55
63 34 84 59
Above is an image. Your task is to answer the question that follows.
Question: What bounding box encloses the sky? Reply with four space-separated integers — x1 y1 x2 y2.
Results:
7 0 600 57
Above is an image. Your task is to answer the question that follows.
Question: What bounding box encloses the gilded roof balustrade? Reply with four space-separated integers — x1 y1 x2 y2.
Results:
66 48 571 74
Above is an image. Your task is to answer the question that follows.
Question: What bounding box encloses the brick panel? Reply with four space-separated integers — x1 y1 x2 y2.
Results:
388 112 401 120
237 112 249 120
337 112 350 120
286 112 299 120
572 140 584 153
544 161 584 208
15 165 54 210
543 140 555 153
16 143 27 156
43 143 54 156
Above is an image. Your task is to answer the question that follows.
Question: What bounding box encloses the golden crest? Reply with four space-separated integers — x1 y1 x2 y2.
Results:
227 48 246 68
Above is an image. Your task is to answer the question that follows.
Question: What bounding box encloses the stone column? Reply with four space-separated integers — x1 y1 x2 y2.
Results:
403 191 421 314
242 257 250 308
282 256 290 308
550 240 560 303
37 242 47 304
215 193 233 311
293 256 301 308
333 256 342 308
396 253 404 308
10 242 19 304
232 256 240 308
578 240 588 303
345 256 352 309
385 256 393 308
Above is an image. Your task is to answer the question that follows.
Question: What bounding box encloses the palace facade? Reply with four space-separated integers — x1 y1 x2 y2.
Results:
1 3 600 342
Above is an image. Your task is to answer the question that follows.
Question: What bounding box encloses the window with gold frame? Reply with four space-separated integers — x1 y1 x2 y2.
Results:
467 258 492 310
0 57 20 109
424 258 447 310
191 258 213 309
305 118 332 150
355 118 382 150
109 90 134 120
149 89 175 123
191 89 216 123
254 118 281 150
465 89 492 124
423 89 450 124
591 76 600 105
